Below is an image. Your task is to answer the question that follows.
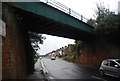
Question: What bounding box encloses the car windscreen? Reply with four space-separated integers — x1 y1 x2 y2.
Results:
116 60 120 64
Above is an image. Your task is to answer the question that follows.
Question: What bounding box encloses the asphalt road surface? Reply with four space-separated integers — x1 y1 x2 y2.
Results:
41 58 119 81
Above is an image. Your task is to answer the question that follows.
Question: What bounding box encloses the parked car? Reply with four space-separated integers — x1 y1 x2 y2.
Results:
99 59 120 78
51 56 56 60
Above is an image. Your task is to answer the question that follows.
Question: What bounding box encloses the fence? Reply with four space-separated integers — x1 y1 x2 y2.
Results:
40 0 88 22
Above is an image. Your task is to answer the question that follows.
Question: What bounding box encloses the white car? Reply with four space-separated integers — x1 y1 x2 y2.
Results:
51 56 56 60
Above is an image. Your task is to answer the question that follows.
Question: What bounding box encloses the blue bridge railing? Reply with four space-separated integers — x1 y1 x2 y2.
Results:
40 0 89 22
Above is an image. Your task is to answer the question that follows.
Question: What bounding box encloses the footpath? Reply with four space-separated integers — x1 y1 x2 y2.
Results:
26 58 46 81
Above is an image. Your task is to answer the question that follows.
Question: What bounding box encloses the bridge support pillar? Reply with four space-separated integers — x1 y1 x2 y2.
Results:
2 3 29 79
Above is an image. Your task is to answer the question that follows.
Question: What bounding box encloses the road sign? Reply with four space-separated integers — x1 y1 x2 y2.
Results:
0 19 6 37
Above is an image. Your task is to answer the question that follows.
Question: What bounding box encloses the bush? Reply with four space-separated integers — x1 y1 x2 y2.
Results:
63 55 75 62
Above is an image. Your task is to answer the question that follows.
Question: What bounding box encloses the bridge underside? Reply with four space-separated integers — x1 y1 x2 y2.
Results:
10 2 94 40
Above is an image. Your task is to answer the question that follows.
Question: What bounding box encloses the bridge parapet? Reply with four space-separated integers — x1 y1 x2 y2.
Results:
40 0 89 22
2 0 89 22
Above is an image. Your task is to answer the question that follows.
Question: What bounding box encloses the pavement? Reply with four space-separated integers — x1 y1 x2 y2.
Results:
26 58 46 80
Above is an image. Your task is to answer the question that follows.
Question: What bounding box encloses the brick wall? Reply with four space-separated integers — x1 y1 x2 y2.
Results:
75 39 120 67
2 3 27 79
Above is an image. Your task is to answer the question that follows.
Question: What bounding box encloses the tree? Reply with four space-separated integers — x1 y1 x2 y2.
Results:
93 2 120 41
73 40 83 56
87 18 97 27
28 31 46 51
95 3 111 23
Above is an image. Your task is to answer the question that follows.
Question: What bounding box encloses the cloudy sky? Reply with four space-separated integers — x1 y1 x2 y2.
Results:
56 0 119 18
37 0 120 55
38 34 75 55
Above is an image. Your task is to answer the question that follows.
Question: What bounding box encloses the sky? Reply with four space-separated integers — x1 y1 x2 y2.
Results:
37 0 120 55
38 34 75 55
56 0 119 19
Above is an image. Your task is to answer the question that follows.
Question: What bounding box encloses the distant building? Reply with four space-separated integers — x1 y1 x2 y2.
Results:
63 44 74 56
118 1 120 13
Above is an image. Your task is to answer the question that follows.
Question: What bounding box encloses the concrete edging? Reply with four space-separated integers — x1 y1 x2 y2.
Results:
40 59 54 81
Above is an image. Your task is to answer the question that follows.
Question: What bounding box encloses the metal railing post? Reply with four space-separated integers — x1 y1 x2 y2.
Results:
69 8 71 15
81 15 83 21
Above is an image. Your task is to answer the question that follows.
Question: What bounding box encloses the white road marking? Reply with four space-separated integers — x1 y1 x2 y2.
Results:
92 76 107 81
